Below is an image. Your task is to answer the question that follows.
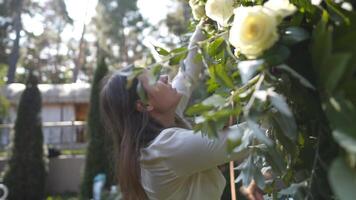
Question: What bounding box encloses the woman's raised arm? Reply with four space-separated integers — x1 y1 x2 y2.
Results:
172 26 205 117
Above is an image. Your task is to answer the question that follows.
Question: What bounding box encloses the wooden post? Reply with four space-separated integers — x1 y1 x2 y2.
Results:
230 161 237 200
229 114 237 200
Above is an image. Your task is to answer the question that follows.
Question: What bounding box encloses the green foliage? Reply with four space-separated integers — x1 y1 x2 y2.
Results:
80 55 115 199
3 74 46 200
280 26 310 46
95 0 148 67
119 0 356 199
187 2 356 198
0 95 9 120
309 3 356 199
328 157 356 200
0 64 9 119
169 47 189 65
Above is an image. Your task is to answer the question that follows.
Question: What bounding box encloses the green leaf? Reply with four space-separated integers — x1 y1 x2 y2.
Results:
278 181 308 198
324 97 356 154
247 120 273 146
262 45 290 66
226 125 244 153
236 155 265 189
147 64 162 85
218 107 241 118
207 37 225 57
212 64 235 89
290 0 314 13
136 81 148 104
276 64 315 90
325 0 351 26
268 89 293 117
236 155 255 187
311 10 332 72
202 94 226 107
117 65 144 89
333 130 356 154
208 64 234 88
329 157 356 200
270 112 298 157
289 11 304 26
281 27 310 46
153 46 169 56
186 103 214 116
171 46 188 54
322 53 352 93
237 60 264 84
233 122 253 153
169 47 188 65
271 110 298 142
201 120 219 138
206 77 219 93
260 146 286 175
151 64 162 76
253 166 265 189
334 30 356 53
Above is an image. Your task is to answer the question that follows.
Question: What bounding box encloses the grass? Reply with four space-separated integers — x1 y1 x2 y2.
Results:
0 148 86 159
60 149 86 156
46 192 79 200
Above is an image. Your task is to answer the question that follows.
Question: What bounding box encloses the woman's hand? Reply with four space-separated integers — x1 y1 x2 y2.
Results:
240 180 264 200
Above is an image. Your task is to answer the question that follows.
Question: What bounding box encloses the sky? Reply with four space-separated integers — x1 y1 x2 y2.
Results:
23 0 173 41
137 0 175 25
19 0 178 69
62 0 98 40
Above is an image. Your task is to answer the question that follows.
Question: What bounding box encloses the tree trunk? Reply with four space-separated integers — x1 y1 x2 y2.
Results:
52 21 63 83
6 13 22 84
73 24 86 82
119 28 129 65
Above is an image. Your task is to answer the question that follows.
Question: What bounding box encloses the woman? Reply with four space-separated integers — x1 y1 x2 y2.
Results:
100 27 262 200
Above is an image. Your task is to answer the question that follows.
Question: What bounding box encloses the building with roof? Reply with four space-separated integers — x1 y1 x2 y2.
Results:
0 83 90 148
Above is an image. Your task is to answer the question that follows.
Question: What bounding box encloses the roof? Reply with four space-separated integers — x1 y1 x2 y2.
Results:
1 83 91 104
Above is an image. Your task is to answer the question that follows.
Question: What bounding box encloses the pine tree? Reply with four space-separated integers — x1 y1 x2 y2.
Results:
3 74 46 200
80 54 115 199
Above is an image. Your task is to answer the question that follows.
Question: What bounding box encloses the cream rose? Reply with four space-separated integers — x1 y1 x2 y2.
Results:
205 0 234 27
189 0 205 20
229 6 279 58
264 0 297 19
311 0 322 6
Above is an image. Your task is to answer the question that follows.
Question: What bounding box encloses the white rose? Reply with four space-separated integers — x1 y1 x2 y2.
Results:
189 0 206 20
264 0 297 19
205 0 234 27
229 6 279 58
311 0 322 6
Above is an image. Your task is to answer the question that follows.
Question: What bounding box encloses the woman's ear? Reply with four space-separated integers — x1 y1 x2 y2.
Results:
135 100 154 112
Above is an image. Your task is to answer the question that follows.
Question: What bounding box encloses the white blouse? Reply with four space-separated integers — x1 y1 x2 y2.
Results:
140 27 247 200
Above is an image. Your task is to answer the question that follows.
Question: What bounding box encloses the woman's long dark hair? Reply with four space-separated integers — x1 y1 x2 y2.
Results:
100 72 163 200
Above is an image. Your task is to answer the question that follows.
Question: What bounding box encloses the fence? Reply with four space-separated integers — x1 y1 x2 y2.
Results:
0 121 88 194
0 121 87 150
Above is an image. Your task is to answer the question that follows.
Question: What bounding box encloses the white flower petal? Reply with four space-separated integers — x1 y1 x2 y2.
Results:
205 0 234 27
229 6 279 58
311 0 322 6
264 0 297 18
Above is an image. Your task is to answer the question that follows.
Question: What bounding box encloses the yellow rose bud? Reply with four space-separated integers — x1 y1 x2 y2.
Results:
205 0 234 27
189 0 206 20
229 6 279 58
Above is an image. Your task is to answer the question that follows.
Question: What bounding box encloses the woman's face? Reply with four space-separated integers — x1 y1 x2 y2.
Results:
138 71 182 113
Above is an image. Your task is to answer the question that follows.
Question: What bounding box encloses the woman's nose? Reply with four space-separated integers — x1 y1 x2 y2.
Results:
159 75 169 84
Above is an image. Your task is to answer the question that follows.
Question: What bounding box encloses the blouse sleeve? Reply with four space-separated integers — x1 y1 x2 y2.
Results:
172 26 205 117
143 123 250 177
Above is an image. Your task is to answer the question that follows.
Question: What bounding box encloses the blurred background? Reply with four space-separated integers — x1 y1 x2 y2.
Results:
0 0 194 199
